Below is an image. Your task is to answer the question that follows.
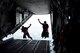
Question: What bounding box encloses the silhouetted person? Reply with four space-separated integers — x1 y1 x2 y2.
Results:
38 19 49 38
21 24 32 39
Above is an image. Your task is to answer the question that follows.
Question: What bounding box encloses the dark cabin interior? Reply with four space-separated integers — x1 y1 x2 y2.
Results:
0 0 80 53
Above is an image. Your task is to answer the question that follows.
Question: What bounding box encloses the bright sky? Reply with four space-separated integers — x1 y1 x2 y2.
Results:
3 14 53 41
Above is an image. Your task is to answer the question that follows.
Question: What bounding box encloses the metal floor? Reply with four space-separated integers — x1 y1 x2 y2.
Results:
0 39 50 53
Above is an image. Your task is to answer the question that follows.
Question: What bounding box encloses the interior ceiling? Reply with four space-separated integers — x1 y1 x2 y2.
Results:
16 0 50 14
